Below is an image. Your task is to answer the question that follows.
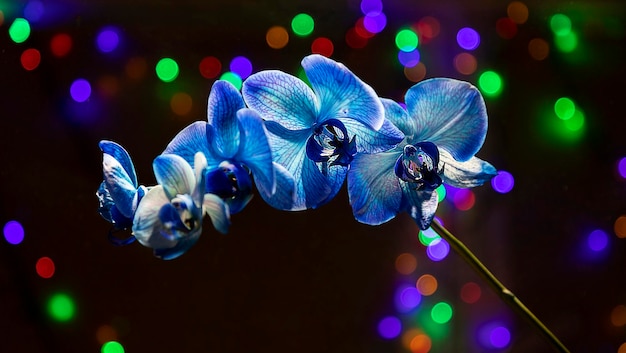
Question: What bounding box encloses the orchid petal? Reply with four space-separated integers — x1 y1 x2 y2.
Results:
163 121 215 168
348 151 403 225
405 78 487 161
302 54 384 130
401 184 439 230
342 118 404 154
439 149 497 188
192 152 208 205
153 233 201 260
264 121 330 210
380 98 415 137
132 185 178 250
242 70 318 130
235 108 275 198
102 153 137 218
264 120 308 169
203 193 230 234
153 154 195 199
99 140 138 187
301 157 333 209
316 163 348 207
207 80 245 158
258 162 297 211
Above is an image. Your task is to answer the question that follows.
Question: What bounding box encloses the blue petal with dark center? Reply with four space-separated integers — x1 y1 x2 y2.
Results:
205 162 253 214
394 142 442 190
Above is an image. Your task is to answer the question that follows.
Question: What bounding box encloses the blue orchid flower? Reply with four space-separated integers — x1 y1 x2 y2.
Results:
347 78 498 229
163 80 296 213
242 54 404 210
97 140 147 244
132 152 230 260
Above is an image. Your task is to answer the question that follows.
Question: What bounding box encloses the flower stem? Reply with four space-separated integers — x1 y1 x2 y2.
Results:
430 220 570 353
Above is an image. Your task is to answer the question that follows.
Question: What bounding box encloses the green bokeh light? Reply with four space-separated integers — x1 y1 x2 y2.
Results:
155 58 179 82
431 302 453 324
436 184 446 203
564 109 585 132
554 97 575 120
47 293 76 322
538 102 585 145
296 67 311 87
413 305 450 340
291 13 314 36
219 72 242 90
418 228 441 246
395 29 419 52
550 14 572 36
478 71 503 97
102 341 125 353
9 18 31 43
554 31 578 53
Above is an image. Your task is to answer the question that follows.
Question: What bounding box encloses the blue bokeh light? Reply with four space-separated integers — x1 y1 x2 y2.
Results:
24 1 45 22
587 229 608 252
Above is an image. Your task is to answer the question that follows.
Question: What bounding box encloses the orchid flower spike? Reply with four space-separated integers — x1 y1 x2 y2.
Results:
164 80 296 213
348 78 498 229
132 152 230 260
242 54 404 210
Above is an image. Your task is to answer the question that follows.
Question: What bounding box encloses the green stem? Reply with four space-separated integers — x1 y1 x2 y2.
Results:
430 220 570 353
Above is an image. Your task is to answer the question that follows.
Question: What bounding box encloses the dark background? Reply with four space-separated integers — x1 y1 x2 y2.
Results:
1 1 626 352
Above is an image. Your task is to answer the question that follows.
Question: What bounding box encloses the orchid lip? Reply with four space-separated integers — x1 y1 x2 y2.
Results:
157 194 197 241
205 161 252 200
306 118 356 171
394 141 442 190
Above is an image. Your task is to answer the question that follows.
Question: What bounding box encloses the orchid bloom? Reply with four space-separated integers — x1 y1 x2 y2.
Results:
242 54 404 210
164 80 295 213
96 140 147 237
132 152 229 260
348 78 497 229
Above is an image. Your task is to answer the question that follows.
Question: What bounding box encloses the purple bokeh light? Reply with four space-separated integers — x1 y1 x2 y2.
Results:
4 220 24 245
229 56 253 80
24 1 45 22
489 326 511 348
360 0 383 15
395 285 421 313
70 79 91 103
96 27 120 53
478 322 512 349
618 157 626 179
397 48 420 67
427 238 450 261
587 229 608 252
456 27 480 50
363 12 387 34
377 316 401 339
491 170 514 193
